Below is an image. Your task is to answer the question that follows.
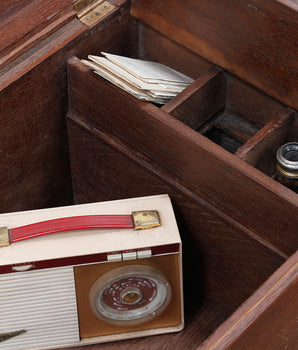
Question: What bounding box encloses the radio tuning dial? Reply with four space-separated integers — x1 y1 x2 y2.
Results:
89 265 172 326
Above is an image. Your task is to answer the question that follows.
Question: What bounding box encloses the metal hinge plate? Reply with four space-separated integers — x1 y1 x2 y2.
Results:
74 0 115 26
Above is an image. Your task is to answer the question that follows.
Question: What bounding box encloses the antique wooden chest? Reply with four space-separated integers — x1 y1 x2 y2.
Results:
0 0 297 349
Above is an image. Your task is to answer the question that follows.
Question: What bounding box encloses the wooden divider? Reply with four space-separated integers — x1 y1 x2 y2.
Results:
67 57 297 256
161 67 225 130
236 110 297 175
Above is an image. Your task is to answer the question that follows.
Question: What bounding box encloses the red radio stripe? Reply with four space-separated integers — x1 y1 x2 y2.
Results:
9 215 134 243
0 243 180 274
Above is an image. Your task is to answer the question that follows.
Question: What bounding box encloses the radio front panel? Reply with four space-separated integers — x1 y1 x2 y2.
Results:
74 253 181 339
0 267 79 350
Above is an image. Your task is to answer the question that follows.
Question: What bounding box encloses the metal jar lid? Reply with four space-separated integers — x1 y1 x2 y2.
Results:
276 142 298 179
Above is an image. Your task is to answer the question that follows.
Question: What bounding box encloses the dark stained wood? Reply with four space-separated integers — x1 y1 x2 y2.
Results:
0 0 33 21
162 69 292 155
68 112 286 303
236 110 297 175
225 75 291 129
229 279 298 350
1 1 297 348
216 115 258 143
0 6 76 69
0 0 75 67
202 126 243 155
212 113 259 144
198 250 298 350
59 303 226 350
67 58 298 256
0 19 84 89
0 1 134 213
67 114 285 349
139 24 213 79
0 69 73 212
131 0 298 110
161 67 226 130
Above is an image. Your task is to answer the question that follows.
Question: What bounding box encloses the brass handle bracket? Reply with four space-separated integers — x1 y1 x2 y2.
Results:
132 210 161 230
0 227 9 247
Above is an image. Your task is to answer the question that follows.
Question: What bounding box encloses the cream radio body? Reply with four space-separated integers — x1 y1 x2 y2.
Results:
0 195 184 350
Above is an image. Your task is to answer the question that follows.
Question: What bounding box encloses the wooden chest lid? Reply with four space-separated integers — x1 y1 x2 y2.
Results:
0 0 76 69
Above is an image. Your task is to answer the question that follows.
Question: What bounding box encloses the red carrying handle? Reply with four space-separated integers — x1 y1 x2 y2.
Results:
9 215 134 243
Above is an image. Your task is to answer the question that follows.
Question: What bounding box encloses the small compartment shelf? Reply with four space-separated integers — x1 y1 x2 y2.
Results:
236 110 297 176
162 66 296 160
81 19 296 181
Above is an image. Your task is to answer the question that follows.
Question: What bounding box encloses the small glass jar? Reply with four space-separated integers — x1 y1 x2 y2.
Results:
275 142 298 193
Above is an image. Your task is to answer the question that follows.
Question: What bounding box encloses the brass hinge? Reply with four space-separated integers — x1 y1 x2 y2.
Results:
74 0 115 26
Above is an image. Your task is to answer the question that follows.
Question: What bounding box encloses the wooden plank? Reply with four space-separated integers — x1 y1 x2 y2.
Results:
0 0 75 66
225 74 290 128
198 250 298 350
140 24 213 79
161 67 226 130
213 113 259 144
67 113 285 320
0 0 33 21
236 110 297 175
67 58 298 256
0 2 132 213
131 0 298 110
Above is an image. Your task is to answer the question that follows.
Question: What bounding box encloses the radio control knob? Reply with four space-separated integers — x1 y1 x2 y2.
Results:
122 251 137 260
107 253 122 262
137 249 152 259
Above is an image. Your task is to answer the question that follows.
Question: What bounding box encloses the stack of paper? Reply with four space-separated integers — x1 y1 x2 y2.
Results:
81 52 194 104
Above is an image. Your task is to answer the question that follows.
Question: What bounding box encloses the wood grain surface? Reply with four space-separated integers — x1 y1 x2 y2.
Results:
67 59 297 256
67 114 286 349
161 67 226 130
139 24 213 79
1 1 297 348
225 74 291 128
0 0 33 21
0 0 75 66
131 0 298 110
0 1 133 212
236 110 297 175
198 250 298 350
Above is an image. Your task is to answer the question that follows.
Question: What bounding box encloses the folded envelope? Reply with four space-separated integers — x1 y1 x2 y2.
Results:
81 59 169 103
88 55 184 93
81 53 194 104
101 52 193 85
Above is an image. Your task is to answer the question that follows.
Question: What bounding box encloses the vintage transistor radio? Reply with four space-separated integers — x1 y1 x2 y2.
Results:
0 194 183 350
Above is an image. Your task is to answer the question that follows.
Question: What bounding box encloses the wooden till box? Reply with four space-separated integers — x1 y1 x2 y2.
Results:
0 0 297 349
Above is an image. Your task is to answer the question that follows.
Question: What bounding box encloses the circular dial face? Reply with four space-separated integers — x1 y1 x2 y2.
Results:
89 265 172 326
